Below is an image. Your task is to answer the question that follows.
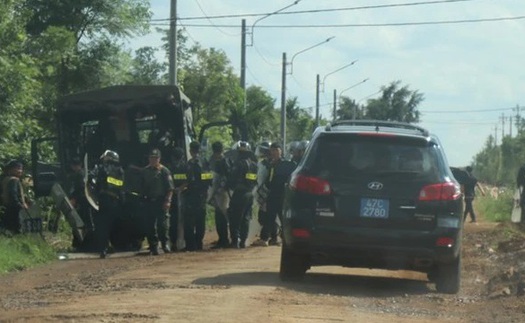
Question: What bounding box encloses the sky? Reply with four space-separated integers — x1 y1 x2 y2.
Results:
129 0 525 167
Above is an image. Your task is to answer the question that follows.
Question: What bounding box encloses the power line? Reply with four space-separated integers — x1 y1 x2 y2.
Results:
421 107 516 113
193 0 240 37
150 0 474 22
150 15 525 28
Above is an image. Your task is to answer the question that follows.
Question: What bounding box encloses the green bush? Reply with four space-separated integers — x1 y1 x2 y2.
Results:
476 189 514 222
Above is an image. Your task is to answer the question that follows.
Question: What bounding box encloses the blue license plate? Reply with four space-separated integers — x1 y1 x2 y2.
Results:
360 198 389 218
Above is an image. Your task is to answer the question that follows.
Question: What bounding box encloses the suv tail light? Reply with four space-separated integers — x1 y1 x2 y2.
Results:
290 174 332 195
418 182 461 201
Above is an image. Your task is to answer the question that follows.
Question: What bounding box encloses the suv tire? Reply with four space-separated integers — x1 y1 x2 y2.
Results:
435 255 461 294
279 245 309 281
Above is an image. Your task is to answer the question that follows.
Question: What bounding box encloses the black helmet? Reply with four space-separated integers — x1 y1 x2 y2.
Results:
234 141 250 151
100 150 120 163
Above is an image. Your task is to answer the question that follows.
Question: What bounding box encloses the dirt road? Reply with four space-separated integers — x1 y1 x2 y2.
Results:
1 219 525 323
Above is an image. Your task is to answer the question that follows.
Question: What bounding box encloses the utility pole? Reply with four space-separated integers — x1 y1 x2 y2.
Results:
333 89 337 120
169 0 177 85
281 52 287 151
240 19 246 89
315 74 320 128
495 125 498 146
501 113 505 139
510 116 513 138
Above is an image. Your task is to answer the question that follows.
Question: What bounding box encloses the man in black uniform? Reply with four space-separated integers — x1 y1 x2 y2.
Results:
142 148 174 255
0 160 28 234
208 141 231 249
260 143 296 246
463 166 485 223
92 150 125 258
184 141 212 251
228 141 258 248
167 147 187 251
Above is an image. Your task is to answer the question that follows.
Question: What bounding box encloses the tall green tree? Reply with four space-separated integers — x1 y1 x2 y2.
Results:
286 97 314 142
365 81 423 122
0 0 44 162
336 97 362 120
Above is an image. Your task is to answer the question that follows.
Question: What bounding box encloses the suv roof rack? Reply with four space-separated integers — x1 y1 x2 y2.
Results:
325 119 429 136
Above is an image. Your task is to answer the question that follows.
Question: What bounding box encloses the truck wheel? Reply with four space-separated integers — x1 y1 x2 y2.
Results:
279 245 309 281
435 255 461 294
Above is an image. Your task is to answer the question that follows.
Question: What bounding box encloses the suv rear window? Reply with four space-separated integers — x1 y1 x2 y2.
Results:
304 134 444 182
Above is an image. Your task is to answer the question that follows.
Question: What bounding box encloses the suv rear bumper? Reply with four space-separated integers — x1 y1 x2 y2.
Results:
283 226 461 271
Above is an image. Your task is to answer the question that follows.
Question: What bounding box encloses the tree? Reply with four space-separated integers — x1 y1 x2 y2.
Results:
365 81 423 122
286 97 314 142
336 97 362 120
0 0 44 162
128 46 167 85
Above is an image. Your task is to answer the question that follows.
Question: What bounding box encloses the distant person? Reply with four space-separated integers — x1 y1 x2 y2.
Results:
167 146 188 251
208 141 231 249
91 150 125 258
227 141 258 248
516 164 525 221
184 141 212 251
463 166 486 223
142 148 174 255
0 160 29 234
254 143 295 246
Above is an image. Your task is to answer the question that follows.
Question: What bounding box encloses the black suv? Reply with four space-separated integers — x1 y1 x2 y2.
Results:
280 120 464 294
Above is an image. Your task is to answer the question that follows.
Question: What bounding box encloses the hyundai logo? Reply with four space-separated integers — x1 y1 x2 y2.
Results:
367 182 383 190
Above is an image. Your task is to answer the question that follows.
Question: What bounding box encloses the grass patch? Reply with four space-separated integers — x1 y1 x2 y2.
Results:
476 189 514 223
0 234 56 274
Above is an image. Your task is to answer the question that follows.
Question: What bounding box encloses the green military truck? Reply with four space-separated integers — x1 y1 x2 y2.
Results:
31 85 196 251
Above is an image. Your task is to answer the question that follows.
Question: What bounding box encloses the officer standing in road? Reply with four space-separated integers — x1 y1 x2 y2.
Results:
258 143 296 246
252 142 271 246
463 166 485 223
92 150 125 258
208 141 231 249
142 148 174 255
167 147 187 251
0 160 28 234
184 141 212 251
228 141 258 248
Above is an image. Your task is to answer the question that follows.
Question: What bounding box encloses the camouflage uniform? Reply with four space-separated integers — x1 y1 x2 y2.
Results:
142 150 175 254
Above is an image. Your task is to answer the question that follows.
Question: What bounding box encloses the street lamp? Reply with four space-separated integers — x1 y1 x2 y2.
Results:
337 78 369 119
281 36 335 151
316 60 358 125
321 60 358 92
248 0 302 46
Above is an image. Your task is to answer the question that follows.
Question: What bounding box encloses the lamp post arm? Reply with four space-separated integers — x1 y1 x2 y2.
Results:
249 0 302 46
322 60 358 92
339 78 369 99
289 36 335 74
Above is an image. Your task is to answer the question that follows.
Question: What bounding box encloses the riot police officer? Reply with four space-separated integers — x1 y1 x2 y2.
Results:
184 141 212 251
208 141 231 249
142 148 174 255
228 141 258 248
167 147 187 251
92 150 125 258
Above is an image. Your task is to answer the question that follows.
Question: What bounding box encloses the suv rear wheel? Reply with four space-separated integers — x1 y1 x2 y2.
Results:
279 245 309 281
435 255 461 294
